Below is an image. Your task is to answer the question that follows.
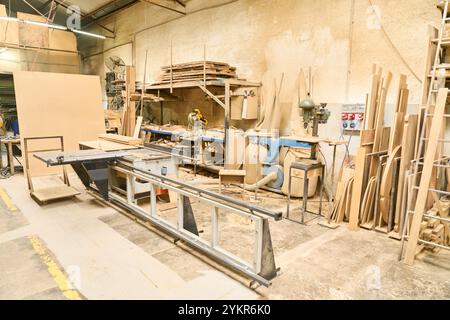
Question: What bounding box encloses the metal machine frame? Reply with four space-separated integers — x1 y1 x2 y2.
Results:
33 148 281 287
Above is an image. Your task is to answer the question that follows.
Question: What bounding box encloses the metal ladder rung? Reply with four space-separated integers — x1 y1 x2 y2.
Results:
426 114 450 117
421 138 450 142
431 39 450 46
412 186 450 196
415 162 450 169
436 64 450 69
428 74 450 78
404 235 450 252
407 210 450 223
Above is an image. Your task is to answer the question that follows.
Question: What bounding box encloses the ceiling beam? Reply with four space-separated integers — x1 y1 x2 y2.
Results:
140 0 186 15
51 0 116 36
81 0 139 30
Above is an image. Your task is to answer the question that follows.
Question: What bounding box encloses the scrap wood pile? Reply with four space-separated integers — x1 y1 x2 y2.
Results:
327 167 354 225
153 61 238 85
329 63 450 257
419 199 450 250
327 65 414 235
120 66 137 137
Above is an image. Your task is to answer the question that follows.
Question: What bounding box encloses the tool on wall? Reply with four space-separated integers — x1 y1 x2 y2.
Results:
241 89 256 118
105 56 126 110
188 109 208 129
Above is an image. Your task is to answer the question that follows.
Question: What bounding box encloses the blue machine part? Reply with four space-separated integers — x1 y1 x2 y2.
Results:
263 164 284 189
248 136 312 166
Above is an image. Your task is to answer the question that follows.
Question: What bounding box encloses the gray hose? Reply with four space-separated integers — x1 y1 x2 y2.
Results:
243 172 278 191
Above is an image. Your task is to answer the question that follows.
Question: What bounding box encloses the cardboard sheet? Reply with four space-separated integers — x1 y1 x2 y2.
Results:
14 71 106 176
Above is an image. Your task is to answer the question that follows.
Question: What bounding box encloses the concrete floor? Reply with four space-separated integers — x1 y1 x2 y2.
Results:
0 169 449 300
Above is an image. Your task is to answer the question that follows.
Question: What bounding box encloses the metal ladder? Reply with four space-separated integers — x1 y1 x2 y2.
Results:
399 0 450 263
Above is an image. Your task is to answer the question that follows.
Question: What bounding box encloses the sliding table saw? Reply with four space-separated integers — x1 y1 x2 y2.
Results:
33 146 281 287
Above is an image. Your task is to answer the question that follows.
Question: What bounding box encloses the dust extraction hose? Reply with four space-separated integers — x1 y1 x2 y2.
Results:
243 172 278 191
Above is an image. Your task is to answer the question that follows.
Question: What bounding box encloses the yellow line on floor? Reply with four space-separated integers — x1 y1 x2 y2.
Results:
0 187 17 212
28 235 82 300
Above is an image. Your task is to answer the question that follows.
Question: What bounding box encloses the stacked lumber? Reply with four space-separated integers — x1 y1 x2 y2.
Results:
105 110 122 130
348 65 392 230
346 66 418 238
418 200 450 253
120 66 137 137
153 61 238 84
326 167 354 225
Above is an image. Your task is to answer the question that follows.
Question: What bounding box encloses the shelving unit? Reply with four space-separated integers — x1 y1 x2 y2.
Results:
146 78 261 164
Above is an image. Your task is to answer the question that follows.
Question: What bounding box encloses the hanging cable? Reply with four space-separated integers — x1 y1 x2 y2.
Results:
368 0 422 83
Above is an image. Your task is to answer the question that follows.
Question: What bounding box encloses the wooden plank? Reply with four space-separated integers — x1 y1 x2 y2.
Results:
14 71 105 177
133 116 143 139
361 177 376 225
379 145 402 223
161 61 233 70
98 134 142 146
348 146 370 230
394 115 418 232
404 88 448 265
126 66 136 137
17 12 49 49
388 112 405 153
393 75 407 112
360 129 375 146
0 4 19 45
380 127 391 152
79 140 138 151
365 72 381 130
31 186 80 203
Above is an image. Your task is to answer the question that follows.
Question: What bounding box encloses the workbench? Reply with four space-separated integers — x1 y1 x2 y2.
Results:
0 137 20 175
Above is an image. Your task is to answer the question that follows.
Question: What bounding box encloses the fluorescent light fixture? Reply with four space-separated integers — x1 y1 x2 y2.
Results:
24 20 67 31
0 16 19 22
71 29 106 40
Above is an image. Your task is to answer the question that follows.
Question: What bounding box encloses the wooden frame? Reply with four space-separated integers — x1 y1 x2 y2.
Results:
23 136 80 204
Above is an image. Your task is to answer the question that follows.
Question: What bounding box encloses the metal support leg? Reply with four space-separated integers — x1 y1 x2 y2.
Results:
302 170 308 224
286 166 293 219
319 165 325 216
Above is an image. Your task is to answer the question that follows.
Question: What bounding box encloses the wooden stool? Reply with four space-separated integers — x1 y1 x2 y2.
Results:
219 169 246 194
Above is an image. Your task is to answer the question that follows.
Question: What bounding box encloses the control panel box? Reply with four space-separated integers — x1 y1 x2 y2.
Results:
342 104 365 132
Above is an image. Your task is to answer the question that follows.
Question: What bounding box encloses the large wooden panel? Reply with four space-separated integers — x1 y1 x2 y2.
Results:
0 4 19 45
17 12 49 48
14 71 105 176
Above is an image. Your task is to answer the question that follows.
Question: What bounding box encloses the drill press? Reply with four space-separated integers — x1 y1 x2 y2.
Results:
299 94 331 137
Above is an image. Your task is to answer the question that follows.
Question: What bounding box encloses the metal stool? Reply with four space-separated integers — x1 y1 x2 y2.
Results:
286 160 325 224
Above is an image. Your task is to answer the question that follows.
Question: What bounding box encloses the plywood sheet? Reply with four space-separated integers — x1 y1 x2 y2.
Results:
17 12 49 48
14 71 105 176
49 29 77 52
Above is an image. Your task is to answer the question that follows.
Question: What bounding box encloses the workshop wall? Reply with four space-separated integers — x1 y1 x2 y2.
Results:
81 0 440 163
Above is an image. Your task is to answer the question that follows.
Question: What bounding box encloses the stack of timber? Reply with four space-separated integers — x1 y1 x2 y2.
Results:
417 199 450 254
347 65 392 231
325 166 355 226
153 61 238 85
120 66 137 137
342 65 419 239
